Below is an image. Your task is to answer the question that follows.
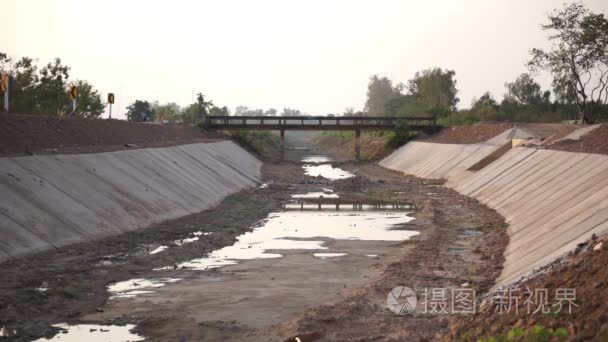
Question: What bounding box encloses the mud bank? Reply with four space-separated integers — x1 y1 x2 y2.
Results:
0 141 261 262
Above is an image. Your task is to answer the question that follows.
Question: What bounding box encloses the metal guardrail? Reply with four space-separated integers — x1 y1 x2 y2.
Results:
204 115 437 131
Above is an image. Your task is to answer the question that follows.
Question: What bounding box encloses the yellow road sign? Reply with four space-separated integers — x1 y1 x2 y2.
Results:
108 93 115 104
0 74 9 92
70 86 78 100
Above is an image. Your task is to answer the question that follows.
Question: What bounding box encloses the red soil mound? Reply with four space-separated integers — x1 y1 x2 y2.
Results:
0 113 226 157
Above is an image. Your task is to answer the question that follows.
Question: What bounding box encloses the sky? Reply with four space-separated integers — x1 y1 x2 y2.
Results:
2 0 607 119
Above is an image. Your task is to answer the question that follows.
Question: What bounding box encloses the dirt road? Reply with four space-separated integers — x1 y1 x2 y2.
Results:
0 135 507 342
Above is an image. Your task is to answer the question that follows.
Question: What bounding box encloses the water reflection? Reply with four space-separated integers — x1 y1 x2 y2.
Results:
303 164 354 180
165 210 417 271
108 278 182 298
32 324 143 342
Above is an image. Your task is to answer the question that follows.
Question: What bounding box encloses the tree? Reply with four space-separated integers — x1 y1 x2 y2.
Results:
281 107 302 116
152 102 180 122
365 75 402 116
195 93 213 121
503 73 549 106
73 80 105 118
407 67 459 117
471 92 498 109
265 108 277 116
11 57 39 114
529 2 608 123
35 58 70 116
209 106 230 116
125 100 152 122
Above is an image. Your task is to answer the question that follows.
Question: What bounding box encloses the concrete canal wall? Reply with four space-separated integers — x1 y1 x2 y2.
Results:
0 141 261 262
381 134 608 287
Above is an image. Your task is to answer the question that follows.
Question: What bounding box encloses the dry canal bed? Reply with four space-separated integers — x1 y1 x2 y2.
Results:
0 155 507 341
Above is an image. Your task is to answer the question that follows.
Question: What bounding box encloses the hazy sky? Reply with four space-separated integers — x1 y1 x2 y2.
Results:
2 0 607 119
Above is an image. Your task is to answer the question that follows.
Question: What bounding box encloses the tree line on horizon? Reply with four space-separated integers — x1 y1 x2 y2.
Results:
0 53 105 118
361 3 608 125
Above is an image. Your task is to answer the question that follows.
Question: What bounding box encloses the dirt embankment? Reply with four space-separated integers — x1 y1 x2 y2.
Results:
0 113 226 157
418 123 513 144
445 236 608 341
549 123 608 155
314 133 393 161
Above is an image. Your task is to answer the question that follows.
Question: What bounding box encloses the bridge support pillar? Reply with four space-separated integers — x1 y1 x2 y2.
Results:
280 129 285 159
355 128 361 161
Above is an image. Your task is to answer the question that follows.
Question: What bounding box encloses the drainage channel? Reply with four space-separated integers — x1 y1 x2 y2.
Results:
39 155 419 341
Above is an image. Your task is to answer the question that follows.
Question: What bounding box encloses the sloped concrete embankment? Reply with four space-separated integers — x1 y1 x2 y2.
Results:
380 138 608 287
0 141 261 262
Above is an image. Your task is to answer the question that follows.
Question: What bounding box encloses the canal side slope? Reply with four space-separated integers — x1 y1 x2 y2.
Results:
380 124 608 287
0 141 262 262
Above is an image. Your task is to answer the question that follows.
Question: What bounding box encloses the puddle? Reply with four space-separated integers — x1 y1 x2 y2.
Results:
36 282 49 292
303 164 354 180
32 324 143 342
1 326 16 337
108 278 182 298
291 191 339 199
165 210 417 271
148 232 212 255
149 246 168 255
301 155 331 163
366 254 378 258
174 236 199 246
314 253 347 259
461 229 482 238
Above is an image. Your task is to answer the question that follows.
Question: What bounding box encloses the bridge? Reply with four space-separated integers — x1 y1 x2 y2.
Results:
204 115 438 160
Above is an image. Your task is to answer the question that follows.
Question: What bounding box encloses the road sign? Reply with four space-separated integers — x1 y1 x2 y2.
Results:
108 93 115 104
0 74 8 92
70 86 78 100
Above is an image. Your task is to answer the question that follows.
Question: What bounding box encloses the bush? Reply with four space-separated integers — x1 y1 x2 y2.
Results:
385 120 414 148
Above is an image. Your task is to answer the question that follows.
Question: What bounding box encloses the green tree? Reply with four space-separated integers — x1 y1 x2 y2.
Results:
365 75 402 116
152 102 180 122
503 73 548 106
407 67 459 117
125 100 152 122
209 105 230 116
195 93 214 121
529 2 608 123
35 58 70 116
11 57 39 114
73 80 105 118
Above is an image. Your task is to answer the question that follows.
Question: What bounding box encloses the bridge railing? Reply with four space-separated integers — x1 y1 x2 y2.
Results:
204 115 436 130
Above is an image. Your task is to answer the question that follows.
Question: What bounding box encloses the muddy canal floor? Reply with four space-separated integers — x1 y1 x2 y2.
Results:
0 160 507 341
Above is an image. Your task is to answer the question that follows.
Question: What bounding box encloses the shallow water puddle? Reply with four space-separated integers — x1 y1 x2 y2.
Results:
314 252 348 259
303 164 354 180
301 155 332 163
148 232 212 255
108 278 182 298
291 191 339 199
32 324 143 342
166 210 417 271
